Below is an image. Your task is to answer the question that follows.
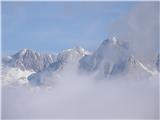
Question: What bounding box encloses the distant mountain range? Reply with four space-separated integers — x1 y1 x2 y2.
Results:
2 49 56 72
2 37 159 86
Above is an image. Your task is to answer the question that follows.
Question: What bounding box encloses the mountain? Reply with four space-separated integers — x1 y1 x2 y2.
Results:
2 49 56 72
1 67 34 86
79 37 130 77
79 37 153 79
2 38 155 87
48 47 89 71
27 47 89 86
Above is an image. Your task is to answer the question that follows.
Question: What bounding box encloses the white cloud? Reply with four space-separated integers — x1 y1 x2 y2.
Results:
2 64 159 119
108 2 159 64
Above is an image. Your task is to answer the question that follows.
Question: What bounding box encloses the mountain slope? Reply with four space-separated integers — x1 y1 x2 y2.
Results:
79 37 153 79
48 47 88 71
2 49 56 72
79 37 130 77
2 38 156 87
27 47 89 86
1 67 34 86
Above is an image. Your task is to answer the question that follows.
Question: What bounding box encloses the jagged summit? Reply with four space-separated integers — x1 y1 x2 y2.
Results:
20 48 30 52
19 48 28 53
18 48 35 54
27 47 90 85
101 37 119 45
3 49 56 72
14 48 37 57
96 37 130 63
79 38 153 78
2 39 156 86
79 37 130 77
57 46 89 62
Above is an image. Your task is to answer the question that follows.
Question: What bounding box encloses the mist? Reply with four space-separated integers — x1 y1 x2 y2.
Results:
2 63 159 119
2 2 159 119
108 2 159 64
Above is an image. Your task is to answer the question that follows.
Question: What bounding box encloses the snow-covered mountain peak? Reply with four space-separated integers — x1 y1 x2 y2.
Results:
2 38 156 87
13 48 37 59
57 46 89 62
61 46 86 54
79 38 155 78
18 48 33 54
2 49 56 72
73 46 91 56
79 38 130 76
20 48 28 53
100 37 130 51
27 47 90 86
101 37 118 46
95 37 130 64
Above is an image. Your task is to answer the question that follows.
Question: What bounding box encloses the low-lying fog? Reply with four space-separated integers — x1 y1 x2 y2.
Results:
2 64 159 119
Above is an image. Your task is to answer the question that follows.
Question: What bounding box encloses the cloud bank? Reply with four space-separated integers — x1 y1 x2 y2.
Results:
2 63 159 119
108 2 159 64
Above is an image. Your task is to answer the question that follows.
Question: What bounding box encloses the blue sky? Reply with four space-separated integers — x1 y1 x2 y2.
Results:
2 1 136 55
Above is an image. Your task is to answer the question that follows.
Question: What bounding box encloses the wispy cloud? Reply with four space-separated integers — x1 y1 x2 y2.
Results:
109 2 159 64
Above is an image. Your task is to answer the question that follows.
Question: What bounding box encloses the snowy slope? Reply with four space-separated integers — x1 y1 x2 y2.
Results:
1 49 56 86
27 47 89 86
2 49 56 72
79 37 154 79
1 67 34 86
79 37 130 77
2 38 156 87
48 47 89 71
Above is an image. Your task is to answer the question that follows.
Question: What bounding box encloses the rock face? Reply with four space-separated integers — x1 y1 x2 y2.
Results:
2 49 56 72
79 37 131 78
79 37 154 79
27 47 89 85
48 47 88 71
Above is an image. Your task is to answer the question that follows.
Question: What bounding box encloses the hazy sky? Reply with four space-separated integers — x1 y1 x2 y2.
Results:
2 1 136 55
